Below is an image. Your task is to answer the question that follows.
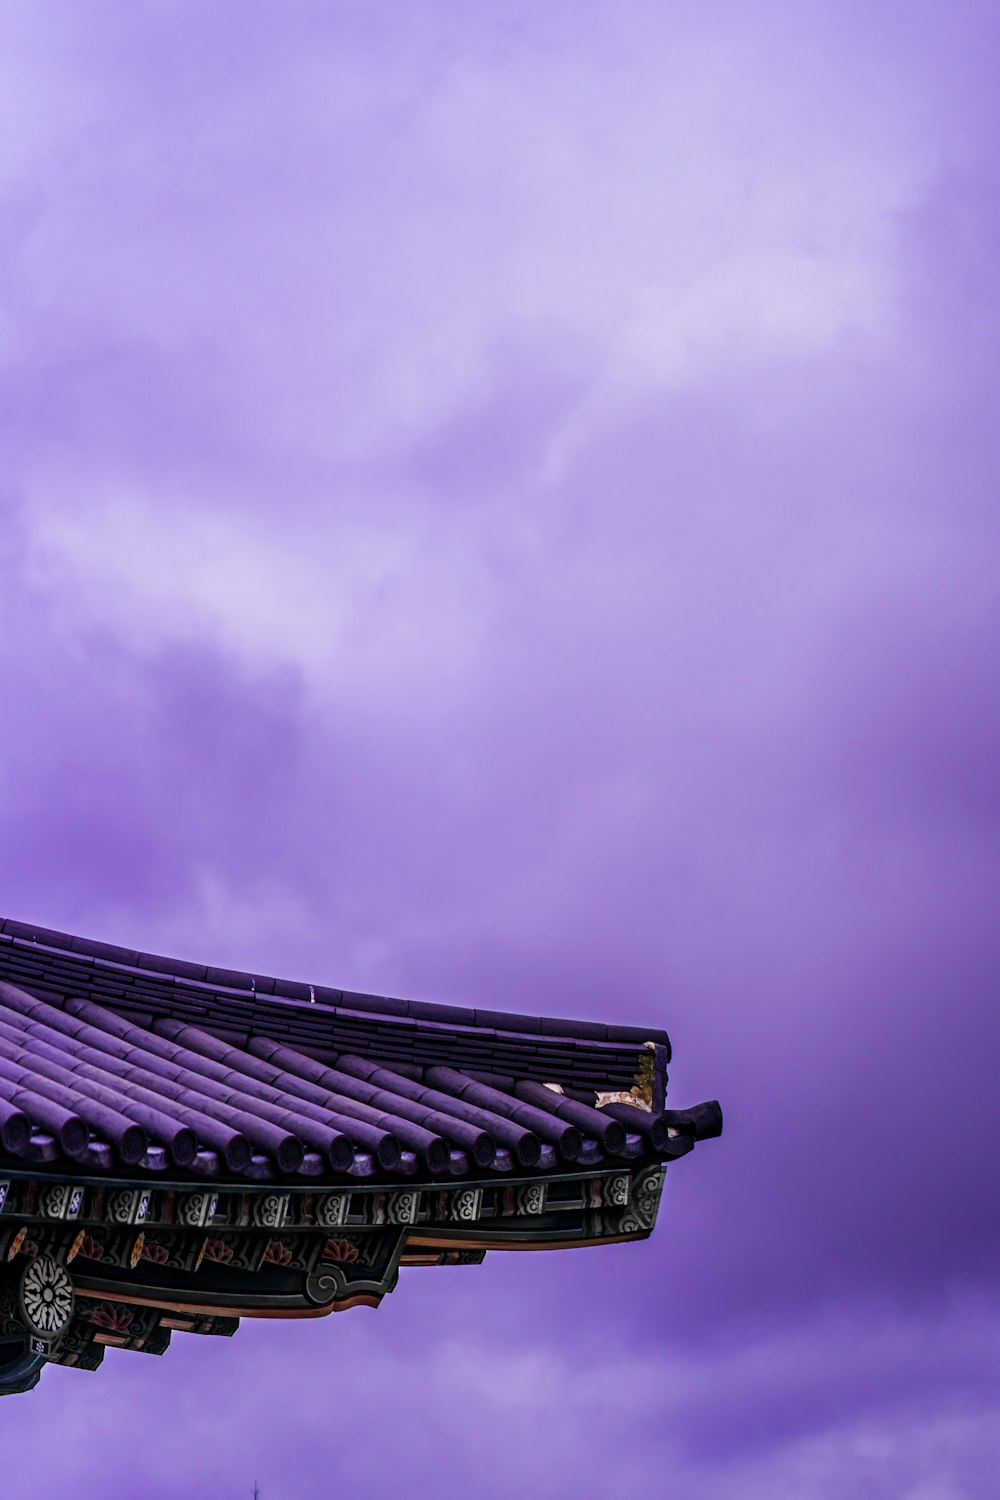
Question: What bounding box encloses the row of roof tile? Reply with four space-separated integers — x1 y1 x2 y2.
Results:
0 930 665 1095
0 920 669 1049
0 978 681 1184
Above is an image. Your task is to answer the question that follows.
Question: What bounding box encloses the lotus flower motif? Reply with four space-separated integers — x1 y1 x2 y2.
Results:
88 1302 134 1333
139 1241 171 1266
321 1239 359 1264
202 1240 235 1264
262 1241 293 1267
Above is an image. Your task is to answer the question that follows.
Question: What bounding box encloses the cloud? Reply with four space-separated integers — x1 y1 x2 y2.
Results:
20 491 492 708
6 1290 999 1498
0 0 932 465
0 1 998 1495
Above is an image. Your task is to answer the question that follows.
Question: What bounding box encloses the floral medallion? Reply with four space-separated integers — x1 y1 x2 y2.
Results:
18 1255 75 1339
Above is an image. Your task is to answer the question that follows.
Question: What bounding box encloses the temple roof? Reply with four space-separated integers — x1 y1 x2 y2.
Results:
0 918 710 1186
0 917 722 1395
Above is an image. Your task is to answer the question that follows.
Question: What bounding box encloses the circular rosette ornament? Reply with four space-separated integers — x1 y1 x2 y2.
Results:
18 1255 75 1341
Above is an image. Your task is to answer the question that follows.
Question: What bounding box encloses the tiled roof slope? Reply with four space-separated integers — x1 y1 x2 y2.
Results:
0 919 667 1090
0 920 717 1186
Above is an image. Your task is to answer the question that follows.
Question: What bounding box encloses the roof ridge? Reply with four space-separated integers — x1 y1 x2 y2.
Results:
0 917 670 1055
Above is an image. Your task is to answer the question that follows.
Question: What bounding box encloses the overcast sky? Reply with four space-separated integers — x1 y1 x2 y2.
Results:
1 3 998 1496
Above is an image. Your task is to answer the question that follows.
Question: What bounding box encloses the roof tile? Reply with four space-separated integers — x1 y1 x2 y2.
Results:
0 917 690 1188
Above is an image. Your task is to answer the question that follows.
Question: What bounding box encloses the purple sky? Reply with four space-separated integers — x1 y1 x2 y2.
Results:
1 2 998 1494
